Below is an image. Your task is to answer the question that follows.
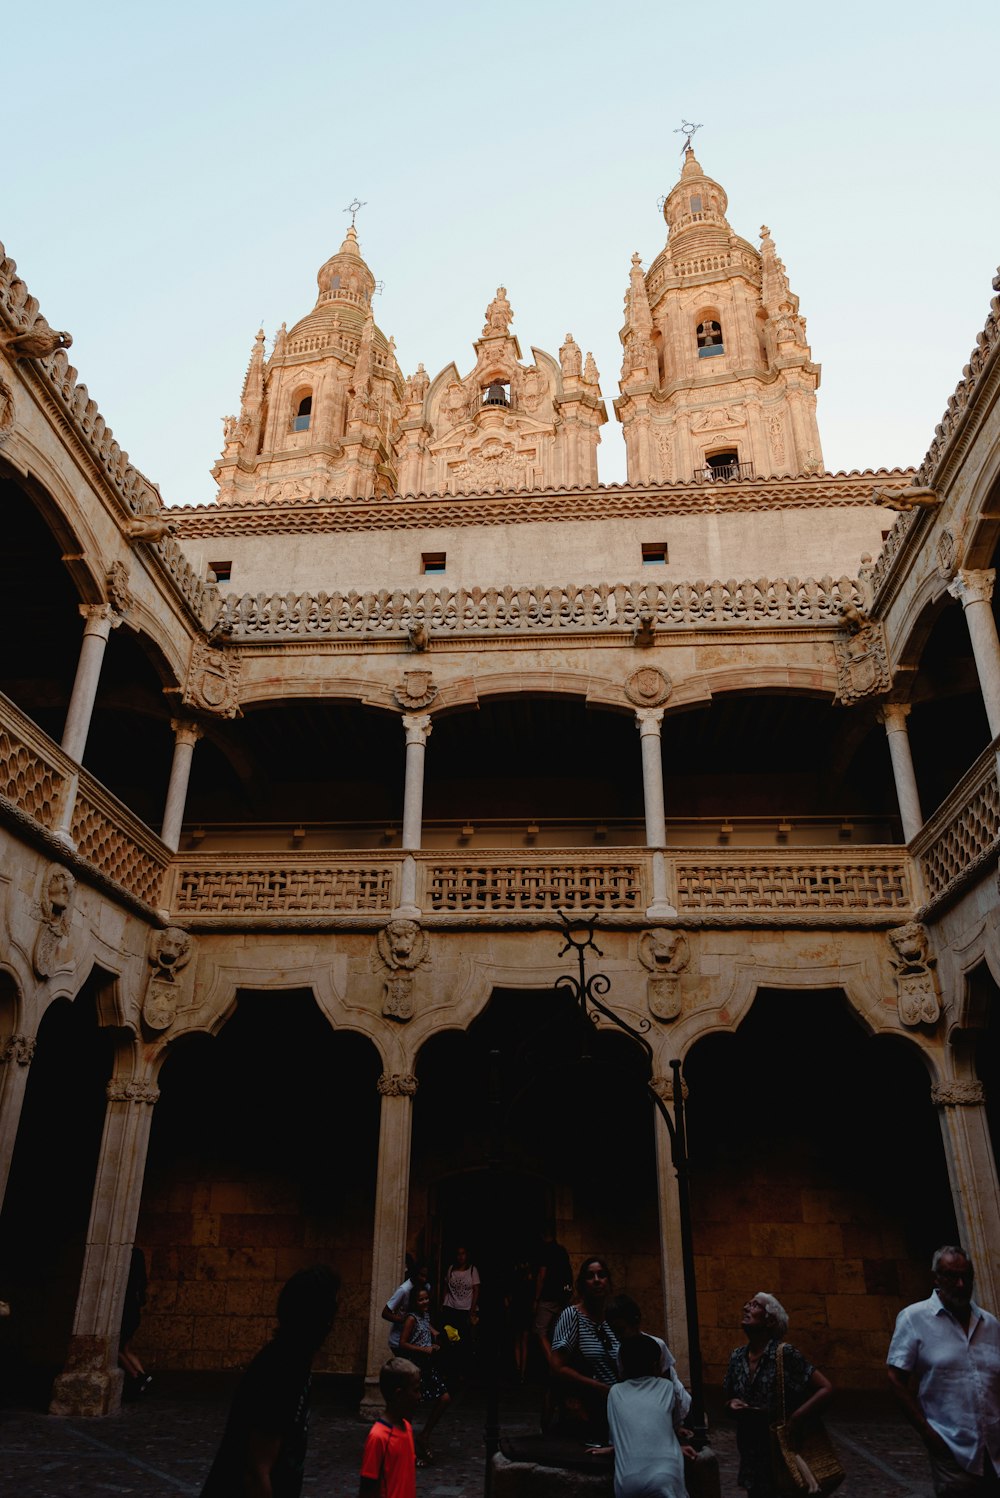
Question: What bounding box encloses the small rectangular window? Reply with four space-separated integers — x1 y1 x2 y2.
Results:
641 542 668 566
208 561 233 584
421 552 446 574
690 195 702 212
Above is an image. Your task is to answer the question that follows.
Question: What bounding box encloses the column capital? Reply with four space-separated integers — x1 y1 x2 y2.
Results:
878 702 912 730
651 1073 689 1103
1 1034 36 1066
78 603 120 639
402 713 433 745
106 1079 160 1105
931 1080 986 1107
635 707 665 736
377 1071 418 1097
169 718 204 746
948 569 996 609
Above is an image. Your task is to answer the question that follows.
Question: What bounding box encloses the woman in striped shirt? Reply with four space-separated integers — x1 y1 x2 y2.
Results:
550 1256 620 1437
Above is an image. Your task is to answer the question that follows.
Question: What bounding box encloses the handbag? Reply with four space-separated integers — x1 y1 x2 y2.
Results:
770 1343 845 1497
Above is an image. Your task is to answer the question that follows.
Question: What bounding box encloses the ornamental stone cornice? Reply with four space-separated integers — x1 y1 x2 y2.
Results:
167 469 917 540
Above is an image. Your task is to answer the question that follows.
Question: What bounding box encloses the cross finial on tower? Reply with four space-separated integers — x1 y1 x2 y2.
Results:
674 120 703 154
343 197 367 228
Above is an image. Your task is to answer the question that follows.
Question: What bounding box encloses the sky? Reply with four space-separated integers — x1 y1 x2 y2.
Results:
3 0 998 507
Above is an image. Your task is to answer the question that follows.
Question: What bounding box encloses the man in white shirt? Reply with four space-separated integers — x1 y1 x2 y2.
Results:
887 1245 1000 1498
381 1262 430 1354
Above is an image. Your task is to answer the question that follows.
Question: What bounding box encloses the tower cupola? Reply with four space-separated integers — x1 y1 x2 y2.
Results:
662 144 731 257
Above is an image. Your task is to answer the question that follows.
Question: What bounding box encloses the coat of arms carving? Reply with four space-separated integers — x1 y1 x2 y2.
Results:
638 928 690 1021
394 671 437 711
184 640 242 718
373 919 429 1022
887 921 941 1027
835 619 890 704
625 666 672 708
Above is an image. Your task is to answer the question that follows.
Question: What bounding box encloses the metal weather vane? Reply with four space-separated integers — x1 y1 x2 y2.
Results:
674 119 703 153
343 197 367 228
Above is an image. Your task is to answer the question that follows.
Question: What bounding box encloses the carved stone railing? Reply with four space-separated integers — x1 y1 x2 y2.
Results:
911 741 1000 907
422 855 644 913
674 851 911 915
168 855 398 916
219 575 863 641
0 691 170 906
0 700 70 830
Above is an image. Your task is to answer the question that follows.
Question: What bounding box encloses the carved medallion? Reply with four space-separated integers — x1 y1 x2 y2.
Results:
625 666 672 708
638 928 689 1022
33 864 75 978
142 926 192 1032
835 620 891 705
887 921 941 1027
393 671 437 711
184 640 242 718
0 375 13 448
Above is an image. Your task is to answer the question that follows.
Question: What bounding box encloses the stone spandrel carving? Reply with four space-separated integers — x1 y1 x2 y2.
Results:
625 666 672 709
835 618 891 704
377 1072 419 1097
887 921 941 1027
638 928 690 1021
393 670 437 711
930 1080 986 1106
106 560 134 618
183 640 242 718
1 1034 36 1066
32 864 76 978
0 375 13 447
142 926 193 1032
374 919 429 1022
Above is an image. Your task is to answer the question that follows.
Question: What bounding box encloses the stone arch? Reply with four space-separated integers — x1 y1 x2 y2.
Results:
0 450 106 606
952 439 1000 569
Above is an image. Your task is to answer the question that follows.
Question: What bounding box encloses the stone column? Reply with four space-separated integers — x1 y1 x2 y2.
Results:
948 570 1000 739
636 709 677 920
397 714 432 919
62 605 119 764
0 1033 36 1212
160 720 203 852
49 1074 159 1417
360 1071 418 1417
878 704 924 842
933 1079 1000 1313
651 1072 689 1377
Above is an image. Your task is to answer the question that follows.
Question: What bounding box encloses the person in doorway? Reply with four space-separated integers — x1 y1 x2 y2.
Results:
533 1224 572 1349
200 1264 340 1498
359 1357 420 1498
381 1262 430 1355
887 1245 1000 1498
441 1244 479 1380
593 1332 696 1498
723 1292 833 1498
549 1256 620 1437
399 1286 450 1464
118 1245 152 1398
606 1293 691 1431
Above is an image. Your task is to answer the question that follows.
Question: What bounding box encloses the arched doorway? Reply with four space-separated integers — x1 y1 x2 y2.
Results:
134 991 380 1379
683 989 955 1392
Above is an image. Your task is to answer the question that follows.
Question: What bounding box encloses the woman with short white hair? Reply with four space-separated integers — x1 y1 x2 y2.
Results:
723 1293 833 1498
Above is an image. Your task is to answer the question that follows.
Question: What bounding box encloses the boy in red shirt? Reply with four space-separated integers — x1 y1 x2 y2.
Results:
360 1358 421 1498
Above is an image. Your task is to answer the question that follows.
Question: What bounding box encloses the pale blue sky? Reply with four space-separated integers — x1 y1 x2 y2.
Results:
4 0 997 505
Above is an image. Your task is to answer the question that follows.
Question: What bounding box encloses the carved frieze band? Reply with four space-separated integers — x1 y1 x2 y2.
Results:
106 1079 161 1105
1 1034 36 1066
930 1081 986 1107
377 1072 419 1097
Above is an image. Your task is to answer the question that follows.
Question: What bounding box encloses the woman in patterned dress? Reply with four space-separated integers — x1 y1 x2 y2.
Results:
399 1286 451 1464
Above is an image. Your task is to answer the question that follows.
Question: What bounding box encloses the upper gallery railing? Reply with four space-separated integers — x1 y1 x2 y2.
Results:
911 739 1000 908
219 575 863 641
0 691 170 907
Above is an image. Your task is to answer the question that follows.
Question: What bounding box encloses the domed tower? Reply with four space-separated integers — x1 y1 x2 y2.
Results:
213 227 403 503
615 143 823 485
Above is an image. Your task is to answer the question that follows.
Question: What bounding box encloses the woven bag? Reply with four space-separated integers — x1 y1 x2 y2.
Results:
770 1343 845 1497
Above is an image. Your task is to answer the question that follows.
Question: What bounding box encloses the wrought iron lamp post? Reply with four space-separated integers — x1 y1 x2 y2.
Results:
553 911 707 1444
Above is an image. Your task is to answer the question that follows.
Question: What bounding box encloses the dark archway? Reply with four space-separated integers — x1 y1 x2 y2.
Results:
135 992 380 1377
683 990 955 1391
907 603 990 819
412 989 660 1381
0 975 116 1405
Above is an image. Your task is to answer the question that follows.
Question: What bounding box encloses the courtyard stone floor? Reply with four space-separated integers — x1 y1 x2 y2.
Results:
0 1380 936 1498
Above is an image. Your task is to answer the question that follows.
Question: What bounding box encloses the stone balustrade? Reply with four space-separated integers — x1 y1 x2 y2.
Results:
0 691 170 907
219 574 863 641
912 739 1000 907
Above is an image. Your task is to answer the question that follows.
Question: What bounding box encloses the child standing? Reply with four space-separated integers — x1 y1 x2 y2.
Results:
359 1358 420 1498
399 1286 451 1464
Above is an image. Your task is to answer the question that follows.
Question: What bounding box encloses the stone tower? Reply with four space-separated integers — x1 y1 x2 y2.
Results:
212 227 403 503
615 143 824 484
